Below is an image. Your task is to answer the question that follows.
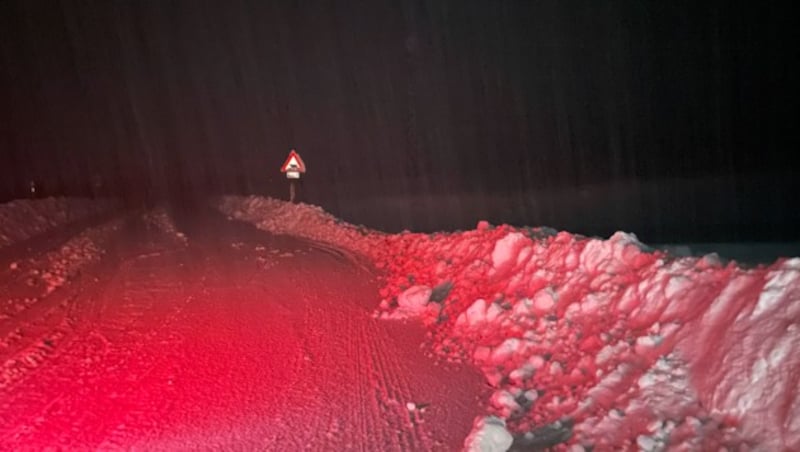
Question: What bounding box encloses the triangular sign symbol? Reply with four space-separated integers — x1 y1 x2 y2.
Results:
280 149 306 173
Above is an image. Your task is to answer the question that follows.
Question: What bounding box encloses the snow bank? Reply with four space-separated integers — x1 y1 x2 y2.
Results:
0 217 124 390
0 197 118 249
45 218 124 292
143 208 188 245
216 196 800 451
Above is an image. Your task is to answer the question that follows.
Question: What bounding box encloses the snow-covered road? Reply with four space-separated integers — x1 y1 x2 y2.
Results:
3 197 798 450
0 208 488 450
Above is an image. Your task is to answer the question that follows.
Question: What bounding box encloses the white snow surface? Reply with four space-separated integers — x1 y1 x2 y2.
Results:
464 416 514 452
217 196 800 451
0 197 118 249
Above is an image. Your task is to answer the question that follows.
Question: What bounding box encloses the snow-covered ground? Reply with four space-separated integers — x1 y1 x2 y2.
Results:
217 195 800 451
1 206 489 450
0 197 118 249
0 215 125 391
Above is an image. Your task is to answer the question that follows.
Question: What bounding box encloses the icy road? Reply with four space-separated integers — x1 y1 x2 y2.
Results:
0 208 488 450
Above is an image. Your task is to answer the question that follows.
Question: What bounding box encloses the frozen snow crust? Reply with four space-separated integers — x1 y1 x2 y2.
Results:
0 197 118 249
217 196 800 451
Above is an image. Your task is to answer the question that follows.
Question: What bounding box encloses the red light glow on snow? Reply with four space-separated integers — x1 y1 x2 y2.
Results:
219 196 800 450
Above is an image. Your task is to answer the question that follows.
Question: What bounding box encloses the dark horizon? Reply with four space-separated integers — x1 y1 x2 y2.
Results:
1 0 797 242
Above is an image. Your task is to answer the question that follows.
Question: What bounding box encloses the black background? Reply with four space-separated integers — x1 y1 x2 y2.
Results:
1 1 797 242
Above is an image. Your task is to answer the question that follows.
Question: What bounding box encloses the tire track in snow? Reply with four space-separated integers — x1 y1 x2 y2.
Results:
257 251 414 451
3 253 196 448
351 312 375 450
216 213 488 451
365 317 426 450
91 250 204 438
295 247 439 451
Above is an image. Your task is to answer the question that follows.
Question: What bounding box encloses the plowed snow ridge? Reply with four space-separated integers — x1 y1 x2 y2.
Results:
217 195 800 451
0 197 118 249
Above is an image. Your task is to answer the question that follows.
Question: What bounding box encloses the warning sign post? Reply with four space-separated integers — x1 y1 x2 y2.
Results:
280 149 306 202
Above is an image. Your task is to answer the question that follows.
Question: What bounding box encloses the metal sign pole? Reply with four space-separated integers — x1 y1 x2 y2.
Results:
289 180 296 203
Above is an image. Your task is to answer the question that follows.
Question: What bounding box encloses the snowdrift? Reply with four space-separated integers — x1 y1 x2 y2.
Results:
217 196 800 451
0 197 118 249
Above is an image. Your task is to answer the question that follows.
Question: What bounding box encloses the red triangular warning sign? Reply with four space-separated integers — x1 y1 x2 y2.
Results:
280 149 306 173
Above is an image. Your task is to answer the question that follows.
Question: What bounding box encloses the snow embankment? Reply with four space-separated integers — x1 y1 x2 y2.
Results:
143 208 188 245
2 217 125 317
0 197 118 249
216 196 800 451
0 216 124 391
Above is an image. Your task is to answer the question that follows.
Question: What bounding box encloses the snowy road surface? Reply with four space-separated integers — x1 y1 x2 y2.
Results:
0 209 488 450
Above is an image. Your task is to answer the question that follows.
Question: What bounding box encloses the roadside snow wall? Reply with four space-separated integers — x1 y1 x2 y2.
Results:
217 195 800 451
0 197 118 249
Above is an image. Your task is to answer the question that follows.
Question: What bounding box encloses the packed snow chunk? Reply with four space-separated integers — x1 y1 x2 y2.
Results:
485 301 505 323
549 361 563 376
491 338 522 364
634 334 663 356
719 325 800 445
751 259 800 318
610 231 648 249
474 346 493 364
636 435 661 451
532 287 557 314
457 298 506 326
465 416 513 452
485 368 506 388
397 285 432 315
491 232 531 275
514 419 575 450
528 354 546 370
459 298 489 327
512 297 534 318
580 231 652 275
491 390 523 418
577 292 606 315
509 363 535 384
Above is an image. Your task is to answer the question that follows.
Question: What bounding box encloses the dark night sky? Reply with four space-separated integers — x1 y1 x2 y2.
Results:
0 1 797 241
